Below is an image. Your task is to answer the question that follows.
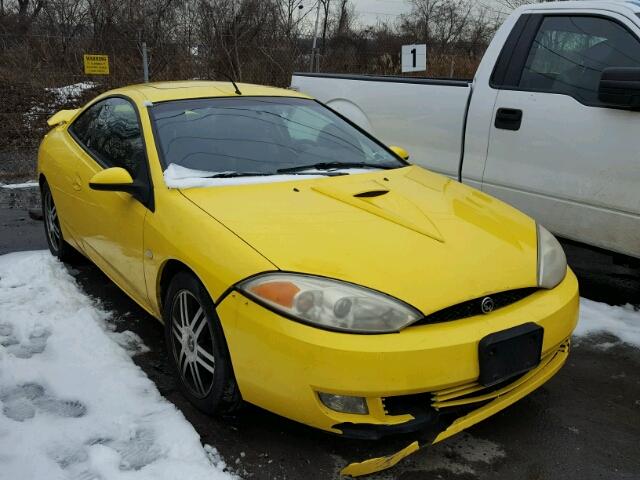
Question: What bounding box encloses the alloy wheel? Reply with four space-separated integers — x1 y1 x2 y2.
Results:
170 290 216 398
44 188 61 253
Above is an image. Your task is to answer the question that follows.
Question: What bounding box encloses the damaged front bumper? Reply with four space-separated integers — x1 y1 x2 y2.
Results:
216 270 578 476
341 339 570 476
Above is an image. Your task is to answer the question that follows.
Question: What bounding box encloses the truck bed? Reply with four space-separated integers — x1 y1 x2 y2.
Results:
291 73 472 179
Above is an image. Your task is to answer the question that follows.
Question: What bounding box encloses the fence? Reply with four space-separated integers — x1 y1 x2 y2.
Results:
0 32 485 180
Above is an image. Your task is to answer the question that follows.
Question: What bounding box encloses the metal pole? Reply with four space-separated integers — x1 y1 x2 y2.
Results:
310 1 321 72
142 42 149 82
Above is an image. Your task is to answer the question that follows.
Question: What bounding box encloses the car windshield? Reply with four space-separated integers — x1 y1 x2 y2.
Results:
150 96 406 176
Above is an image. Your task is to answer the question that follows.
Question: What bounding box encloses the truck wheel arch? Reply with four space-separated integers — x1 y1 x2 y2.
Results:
325 98 373 133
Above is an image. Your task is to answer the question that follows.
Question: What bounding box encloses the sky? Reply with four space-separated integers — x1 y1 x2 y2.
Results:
320 0 508 27
352 0 412 25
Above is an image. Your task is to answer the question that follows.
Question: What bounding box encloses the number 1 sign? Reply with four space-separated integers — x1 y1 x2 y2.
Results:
401 44 427 73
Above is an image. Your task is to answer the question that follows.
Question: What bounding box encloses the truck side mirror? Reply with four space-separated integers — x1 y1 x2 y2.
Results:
599 67 640 109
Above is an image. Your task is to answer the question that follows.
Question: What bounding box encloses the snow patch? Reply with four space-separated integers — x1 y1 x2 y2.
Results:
47 82 96 104
107 328 150 356
25 82 96 123
0 251 236 480
574 298 640 349
163 163 379 189
0 181 39 190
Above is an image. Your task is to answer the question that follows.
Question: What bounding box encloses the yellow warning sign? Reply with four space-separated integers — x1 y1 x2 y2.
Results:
83 54 109 75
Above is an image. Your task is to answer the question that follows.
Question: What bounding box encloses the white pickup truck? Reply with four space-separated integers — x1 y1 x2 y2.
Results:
292 1 640 259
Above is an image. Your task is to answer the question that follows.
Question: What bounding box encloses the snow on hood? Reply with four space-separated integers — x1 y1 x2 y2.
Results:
0 251 236 480
163 163 380 189
574 298 640 349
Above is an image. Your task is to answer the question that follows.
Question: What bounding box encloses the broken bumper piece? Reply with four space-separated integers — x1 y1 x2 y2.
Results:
340 340 570 477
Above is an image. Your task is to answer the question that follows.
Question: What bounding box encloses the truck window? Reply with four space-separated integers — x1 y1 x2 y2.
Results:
519 16 640 105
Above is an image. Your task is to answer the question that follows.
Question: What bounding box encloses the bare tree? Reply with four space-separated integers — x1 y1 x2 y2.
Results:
2 0 47 33
335 0 354 37
320 0 330 53
494 0 551 12
42 0 88 53
398 0 498 76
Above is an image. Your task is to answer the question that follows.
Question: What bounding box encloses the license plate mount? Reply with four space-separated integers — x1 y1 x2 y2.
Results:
478 323 543 387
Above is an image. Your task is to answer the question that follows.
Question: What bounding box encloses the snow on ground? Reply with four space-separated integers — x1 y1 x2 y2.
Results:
25 82 97 123
47 82 96 104
163 163 380 189
0 251 236 480
0 181 39 190
574 298 640 349
0 249 638 479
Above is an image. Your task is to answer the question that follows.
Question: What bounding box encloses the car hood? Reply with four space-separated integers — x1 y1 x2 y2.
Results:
180 166 538 315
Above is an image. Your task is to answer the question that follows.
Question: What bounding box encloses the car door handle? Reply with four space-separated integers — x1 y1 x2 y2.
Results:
494 108 523 131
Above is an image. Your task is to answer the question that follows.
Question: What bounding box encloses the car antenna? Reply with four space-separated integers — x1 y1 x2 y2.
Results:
216 71 242 95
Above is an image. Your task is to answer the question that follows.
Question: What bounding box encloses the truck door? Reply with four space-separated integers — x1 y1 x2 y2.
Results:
482 12 640 258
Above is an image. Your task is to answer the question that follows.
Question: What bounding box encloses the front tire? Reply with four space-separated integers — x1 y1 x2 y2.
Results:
163 271 241 414
41 180 75 262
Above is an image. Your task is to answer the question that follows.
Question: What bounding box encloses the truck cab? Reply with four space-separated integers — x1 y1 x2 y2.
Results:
292 1 640 259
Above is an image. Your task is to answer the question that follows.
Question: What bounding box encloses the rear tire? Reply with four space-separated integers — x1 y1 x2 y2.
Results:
163 271 242 415
41 180 76 263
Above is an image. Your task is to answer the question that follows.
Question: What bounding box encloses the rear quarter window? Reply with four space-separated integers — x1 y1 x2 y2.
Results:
69 101 103 146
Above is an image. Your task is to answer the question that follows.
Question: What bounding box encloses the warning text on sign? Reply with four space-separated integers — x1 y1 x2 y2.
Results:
84 54 110 75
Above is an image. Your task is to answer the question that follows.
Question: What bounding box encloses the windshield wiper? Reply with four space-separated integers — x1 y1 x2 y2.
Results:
205 172 274 178
276 162 393 174
207 170 341 178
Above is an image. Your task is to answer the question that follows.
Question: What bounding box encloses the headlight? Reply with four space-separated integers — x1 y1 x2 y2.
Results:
237 273 422 333
537 224 567 289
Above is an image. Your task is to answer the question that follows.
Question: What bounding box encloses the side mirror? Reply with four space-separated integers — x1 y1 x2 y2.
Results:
89 167 137 194
389 145 410 161
599 67 640 109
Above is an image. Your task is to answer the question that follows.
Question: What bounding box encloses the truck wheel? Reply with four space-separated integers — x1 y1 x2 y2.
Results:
163 271 242 415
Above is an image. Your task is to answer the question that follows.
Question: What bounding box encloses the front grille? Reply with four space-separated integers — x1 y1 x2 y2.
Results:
413 287 538 326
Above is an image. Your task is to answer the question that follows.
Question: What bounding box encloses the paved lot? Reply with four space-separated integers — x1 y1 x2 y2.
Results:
1 187 639 479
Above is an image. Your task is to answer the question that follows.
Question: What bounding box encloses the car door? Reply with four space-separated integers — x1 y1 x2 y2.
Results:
482 12 640 258
67 96 153 307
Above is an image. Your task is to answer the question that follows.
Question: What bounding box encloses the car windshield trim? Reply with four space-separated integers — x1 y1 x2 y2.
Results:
205 171 339 178
277 161 395 174
161 164 342 180
149 96 407 177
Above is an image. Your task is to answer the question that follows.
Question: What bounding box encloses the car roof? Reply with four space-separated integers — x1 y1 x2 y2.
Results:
519 0 640 15
108 80 311 103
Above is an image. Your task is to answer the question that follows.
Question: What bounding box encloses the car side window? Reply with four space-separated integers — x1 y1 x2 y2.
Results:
519 16 640 105
70 98 144 177
69 101 104 146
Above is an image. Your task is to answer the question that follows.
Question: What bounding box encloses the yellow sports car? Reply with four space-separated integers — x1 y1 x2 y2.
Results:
39 81 578 476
